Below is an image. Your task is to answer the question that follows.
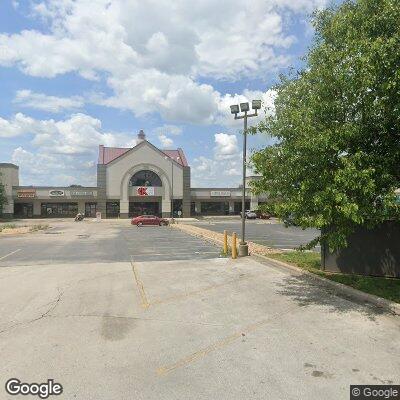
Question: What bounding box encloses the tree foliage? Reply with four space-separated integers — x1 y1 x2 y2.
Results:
251 0 400 250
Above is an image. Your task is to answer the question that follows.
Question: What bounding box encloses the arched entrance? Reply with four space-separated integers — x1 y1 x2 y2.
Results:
130 170 162 187
129 169 164 217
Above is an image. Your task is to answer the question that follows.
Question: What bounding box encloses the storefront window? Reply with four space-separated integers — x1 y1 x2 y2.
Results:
41 203 78 217
234 201 250 214
106 202 120 218
200 201 229 216
14 203 33 218
130 170 162 187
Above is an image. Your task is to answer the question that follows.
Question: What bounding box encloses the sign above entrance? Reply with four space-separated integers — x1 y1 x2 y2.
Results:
49 190 65 197
137 187 155 196
210 190 231 197
17 189 36 198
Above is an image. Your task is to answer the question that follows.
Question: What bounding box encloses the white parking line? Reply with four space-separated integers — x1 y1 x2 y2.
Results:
0 249 22 261
131 251 219 257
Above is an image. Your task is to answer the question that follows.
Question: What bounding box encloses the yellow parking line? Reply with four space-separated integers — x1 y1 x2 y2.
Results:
0 249 21 261
157 318 270 376
130 258 150 309
151 275 253 307
157 305 297 376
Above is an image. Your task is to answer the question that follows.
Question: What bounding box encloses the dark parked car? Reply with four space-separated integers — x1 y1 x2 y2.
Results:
255 210 271 219
131 215 169 226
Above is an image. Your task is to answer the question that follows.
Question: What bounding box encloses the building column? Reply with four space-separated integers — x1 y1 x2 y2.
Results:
2 198 14 218
161 199 171 218
250 194 259 211
96 164 107 217
78 200 85 214
182 166 191 217
33 200 41 217
120 200 129 218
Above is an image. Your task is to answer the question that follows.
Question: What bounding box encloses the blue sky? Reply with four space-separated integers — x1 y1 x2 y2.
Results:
0 0 337 187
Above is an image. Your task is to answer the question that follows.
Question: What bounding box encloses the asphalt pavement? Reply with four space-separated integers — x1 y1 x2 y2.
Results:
0 220 399 400
188 218 321 251
0 220 220 267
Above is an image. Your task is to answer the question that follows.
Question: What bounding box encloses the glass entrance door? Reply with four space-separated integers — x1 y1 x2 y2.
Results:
14 203 33 218
85 202 97 217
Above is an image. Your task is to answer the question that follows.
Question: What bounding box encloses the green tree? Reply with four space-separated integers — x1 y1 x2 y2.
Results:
0 173 7 216
251 0 400 250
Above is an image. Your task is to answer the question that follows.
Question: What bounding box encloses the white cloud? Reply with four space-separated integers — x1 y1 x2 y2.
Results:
0 112 134 154
0 0 326 123
191 133 243 186
0 113 37 138
214 133 238 160
11 146 97 186
5 111 139 186
158 134 173 148
153 124 182 137
14 90 84 113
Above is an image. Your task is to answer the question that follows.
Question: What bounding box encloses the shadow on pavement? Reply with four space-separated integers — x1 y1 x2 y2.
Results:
275 273 391 321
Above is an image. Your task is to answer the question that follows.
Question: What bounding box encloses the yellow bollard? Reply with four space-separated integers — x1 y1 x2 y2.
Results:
232 232 237 259
223 230 228 255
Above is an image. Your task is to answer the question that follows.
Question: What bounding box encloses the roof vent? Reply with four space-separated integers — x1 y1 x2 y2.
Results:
137 129 146 143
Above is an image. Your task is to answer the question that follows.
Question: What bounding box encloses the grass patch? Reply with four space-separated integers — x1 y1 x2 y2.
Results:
29 224 49 232
0 223 17 232
268 251 400 304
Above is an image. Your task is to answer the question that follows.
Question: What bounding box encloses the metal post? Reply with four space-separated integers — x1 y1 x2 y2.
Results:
238 112 249 257
232 232 237 259
223 230 228 255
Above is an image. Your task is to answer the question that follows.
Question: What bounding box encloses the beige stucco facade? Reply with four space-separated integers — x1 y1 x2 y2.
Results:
1 133 269 219
104 141 184 217
0 163 19 217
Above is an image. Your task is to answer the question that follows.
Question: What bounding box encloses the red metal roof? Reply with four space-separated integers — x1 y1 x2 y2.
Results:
98 144 188 167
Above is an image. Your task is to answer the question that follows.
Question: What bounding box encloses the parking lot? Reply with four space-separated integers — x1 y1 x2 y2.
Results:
0 220 220 267
189 218 320 251
0 219 399 400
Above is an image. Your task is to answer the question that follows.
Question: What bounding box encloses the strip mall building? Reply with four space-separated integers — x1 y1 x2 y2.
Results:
0 131 267 219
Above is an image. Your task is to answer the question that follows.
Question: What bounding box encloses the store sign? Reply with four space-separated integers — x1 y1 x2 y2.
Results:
210 190 231 197
70 190 94 197
137 187 155 196
49 190 65 197
17 189 36 198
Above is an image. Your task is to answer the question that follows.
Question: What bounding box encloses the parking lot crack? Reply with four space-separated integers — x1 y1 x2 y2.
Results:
0 289 63 335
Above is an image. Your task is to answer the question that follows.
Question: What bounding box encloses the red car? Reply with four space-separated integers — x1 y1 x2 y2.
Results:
131 215 169 226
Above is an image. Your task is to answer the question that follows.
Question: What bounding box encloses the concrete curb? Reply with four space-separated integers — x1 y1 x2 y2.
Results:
252 253 400 317
173 222 400 317
172 223 279 255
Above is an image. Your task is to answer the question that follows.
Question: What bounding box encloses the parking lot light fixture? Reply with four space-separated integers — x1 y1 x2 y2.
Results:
230 99 261 257
252 99 261 110
240 102 250 112
230 105 239 114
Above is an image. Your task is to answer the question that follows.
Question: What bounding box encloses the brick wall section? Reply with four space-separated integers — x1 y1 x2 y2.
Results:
171 223 280 255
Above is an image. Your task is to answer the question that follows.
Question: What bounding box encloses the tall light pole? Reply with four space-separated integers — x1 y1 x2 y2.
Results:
230 99 261 256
